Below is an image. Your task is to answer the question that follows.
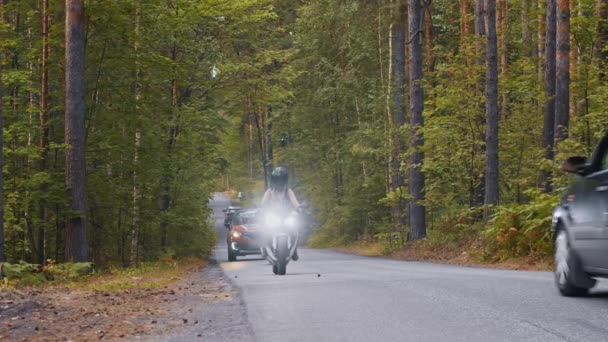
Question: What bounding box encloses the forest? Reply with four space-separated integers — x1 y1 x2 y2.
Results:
0 0 606 268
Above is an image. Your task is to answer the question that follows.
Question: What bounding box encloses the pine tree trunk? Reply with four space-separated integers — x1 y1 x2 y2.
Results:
408 0 426 240
522 0 534 58
161 77 177 250
38 0 50 265
555 0 570 143
460 0 472 42
386 2 394 197
0 1 4 262
130 3 141 266
475 0 486 37
392 0 407 230
484 0 500 220
248 112 254 178
425 4 434 73
596 0 608 78
130 129 141 266
266 106 273 172
538 0 546 75
497 0 508 118
252 99 268 189
569 0 578 118
64 0 89 262
473 0 486 207
541 0 557 192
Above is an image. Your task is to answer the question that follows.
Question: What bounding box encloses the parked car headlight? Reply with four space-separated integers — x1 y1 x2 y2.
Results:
231 231 242 238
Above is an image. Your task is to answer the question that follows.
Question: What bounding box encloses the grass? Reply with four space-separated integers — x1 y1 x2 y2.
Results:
334 241 387 257
332 239 552 271
72 257 205 292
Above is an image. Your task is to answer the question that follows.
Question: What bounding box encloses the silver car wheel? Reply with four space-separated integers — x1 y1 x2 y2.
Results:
555 230 570 286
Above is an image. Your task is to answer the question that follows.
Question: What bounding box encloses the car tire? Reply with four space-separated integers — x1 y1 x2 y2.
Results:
228 245 237 262
554 228 591 297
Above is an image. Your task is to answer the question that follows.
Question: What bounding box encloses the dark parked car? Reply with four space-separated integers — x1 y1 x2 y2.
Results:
227 209 262 262
553 133 608 296
222 206 241 228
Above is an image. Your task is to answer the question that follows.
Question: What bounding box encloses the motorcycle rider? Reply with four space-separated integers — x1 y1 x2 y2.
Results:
261 166 301 261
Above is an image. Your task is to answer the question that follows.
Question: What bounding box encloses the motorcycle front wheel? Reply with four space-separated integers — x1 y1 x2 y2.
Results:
276 235 288 275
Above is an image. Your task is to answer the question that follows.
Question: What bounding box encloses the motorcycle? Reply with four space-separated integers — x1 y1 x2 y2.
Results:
261 210 301 275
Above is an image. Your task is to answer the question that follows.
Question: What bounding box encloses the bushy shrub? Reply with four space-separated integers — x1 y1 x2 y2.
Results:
483 190 559 261
0 261 95 286
43 261 95 281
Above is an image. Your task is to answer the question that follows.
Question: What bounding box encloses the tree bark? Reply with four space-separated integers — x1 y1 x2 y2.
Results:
596 0 608 79
484 0 500 219
386 2 394 197
130 129 141 266
522 0 534 58
538 0 546 75
569 0 577 118
555 0 570 143
497 0 508 118
64 0 89 262
392 0 407 230
248 112 254 178
475 0 486 37
130 2 141 266
266 105 273 172
38 0 50 265
0 1 4 262
460 0 473 42
542 0 557 192
408 0 426 240
473 0 486 207
160 77 177 250
425 4 434 73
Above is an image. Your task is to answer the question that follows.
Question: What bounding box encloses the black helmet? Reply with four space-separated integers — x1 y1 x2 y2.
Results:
270 167 288 190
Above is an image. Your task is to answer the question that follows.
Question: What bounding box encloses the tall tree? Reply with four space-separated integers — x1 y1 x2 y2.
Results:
38 0 50 265
555 0 570 143
130 2 141 266
0 1 4 263
425 4 434 73
392 0 407 229
521 0 534 58
472 0 486 207
408 0 426 240
460 0 473 43
596 0 608 78
497 0 508 117
64 0 89 262
541 0 557 192
484 0 500 219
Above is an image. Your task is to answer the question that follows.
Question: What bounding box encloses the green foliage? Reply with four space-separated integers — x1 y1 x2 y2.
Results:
484 191 559 261
0 0 284 266
0 261 94 287
43 262 95 282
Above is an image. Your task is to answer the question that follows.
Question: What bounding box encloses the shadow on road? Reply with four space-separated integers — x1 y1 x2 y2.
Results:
586 291 608 299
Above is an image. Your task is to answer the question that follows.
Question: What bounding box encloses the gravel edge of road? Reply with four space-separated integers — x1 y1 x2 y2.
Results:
143 257 256 342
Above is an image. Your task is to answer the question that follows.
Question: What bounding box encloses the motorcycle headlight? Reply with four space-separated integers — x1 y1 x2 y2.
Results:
231 231 242 238
264 213 281 228
285 216 297 228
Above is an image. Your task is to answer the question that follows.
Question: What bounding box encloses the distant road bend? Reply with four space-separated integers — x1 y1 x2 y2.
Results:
211 193 608 342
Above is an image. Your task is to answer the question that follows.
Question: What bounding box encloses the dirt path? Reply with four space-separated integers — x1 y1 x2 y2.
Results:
0 260 253 341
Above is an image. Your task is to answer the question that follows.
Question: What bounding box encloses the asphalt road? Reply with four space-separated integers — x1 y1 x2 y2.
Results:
210 193 608 342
